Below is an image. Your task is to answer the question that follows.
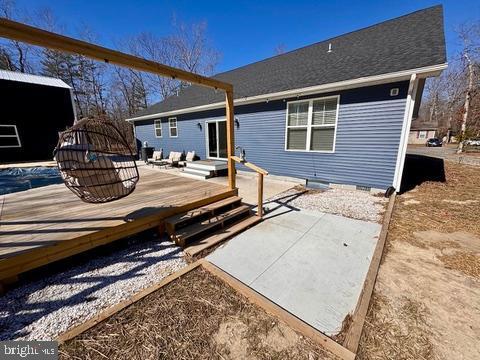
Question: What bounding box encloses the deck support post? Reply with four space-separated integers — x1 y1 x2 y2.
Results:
225 90 236 190
257 173 264 217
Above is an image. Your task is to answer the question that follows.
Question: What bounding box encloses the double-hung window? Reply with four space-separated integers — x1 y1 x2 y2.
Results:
0 124 21 148
169 117 178 137
285 96 339 152
154 119 162 138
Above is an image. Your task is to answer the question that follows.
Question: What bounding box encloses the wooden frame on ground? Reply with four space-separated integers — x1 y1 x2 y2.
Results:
57 258 355 360
343 193 397 352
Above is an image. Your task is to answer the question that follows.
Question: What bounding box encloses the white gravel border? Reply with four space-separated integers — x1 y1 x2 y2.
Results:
268 186 387 223
0 235 187 341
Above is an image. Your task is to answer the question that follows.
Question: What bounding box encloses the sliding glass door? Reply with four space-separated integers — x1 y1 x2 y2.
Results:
206 120 227 160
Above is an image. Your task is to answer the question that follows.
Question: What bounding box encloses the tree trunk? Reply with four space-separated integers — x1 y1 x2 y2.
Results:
457 52 474 154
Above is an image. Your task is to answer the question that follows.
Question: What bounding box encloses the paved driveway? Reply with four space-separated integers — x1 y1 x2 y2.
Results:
208 201 381 336
407 145 480 166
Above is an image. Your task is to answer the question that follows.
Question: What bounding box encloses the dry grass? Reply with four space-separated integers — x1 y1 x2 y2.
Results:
358 161 480 359
59 267 337 360
388 162 480 249
357 294 436 360
438 252 480 278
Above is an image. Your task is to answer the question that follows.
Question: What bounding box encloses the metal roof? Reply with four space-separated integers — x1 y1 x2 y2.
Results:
0 69 71 89
131 5 446 120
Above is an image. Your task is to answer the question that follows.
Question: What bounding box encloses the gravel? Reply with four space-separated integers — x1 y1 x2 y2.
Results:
0 234 187 341
267 186 387 223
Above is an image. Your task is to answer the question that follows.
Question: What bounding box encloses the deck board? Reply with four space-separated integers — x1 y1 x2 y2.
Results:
0 166 232 280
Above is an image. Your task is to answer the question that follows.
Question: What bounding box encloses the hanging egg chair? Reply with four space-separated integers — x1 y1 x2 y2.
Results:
54 117 139 203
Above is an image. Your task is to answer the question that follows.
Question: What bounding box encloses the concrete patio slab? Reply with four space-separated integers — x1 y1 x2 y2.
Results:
208 204 381 336
207 220 307 284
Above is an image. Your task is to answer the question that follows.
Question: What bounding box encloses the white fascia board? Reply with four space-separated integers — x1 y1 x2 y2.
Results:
393 74 419 191
126 63 447 122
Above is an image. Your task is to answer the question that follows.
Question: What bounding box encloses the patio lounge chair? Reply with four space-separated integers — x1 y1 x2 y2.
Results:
147 150 165 167
179 151 196 167
164 151 182 168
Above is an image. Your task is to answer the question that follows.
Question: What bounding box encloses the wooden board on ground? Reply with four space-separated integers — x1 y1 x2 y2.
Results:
343 194 397 353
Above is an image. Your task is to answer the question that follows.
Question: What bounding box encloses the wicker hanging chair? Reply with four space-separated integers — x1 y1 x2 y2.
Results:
54 117 139 203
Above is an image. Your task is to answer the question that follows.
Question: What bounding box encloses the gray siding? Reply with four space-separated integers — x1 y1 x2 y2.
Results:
134 81 409 190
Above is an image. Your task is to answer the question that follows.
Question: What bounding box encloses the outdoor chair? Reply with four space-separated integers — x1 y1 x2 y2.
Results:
164 151 182 168
147 150 165 167
179 151 196 167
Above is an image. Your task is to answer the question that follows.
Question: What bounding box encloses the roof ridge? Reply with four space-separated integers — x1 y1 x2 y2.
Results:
213 5 443 78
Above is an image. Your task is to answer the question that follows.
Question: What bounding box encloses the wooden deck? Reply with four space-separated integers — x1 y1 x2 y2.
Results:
0 166 234 283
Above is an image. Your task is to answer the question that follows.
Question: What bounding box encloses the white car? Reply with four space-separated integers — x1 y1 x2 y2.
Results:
465 138 480 146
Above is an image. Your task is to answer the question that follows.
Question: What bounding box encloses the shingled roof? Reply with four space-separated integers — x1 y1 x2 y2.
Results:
131 5 446 119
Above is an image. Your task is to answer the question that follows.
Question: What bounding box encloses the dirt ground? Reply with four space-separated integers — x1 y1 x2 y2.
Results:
357 161 480 360
59 267 338 360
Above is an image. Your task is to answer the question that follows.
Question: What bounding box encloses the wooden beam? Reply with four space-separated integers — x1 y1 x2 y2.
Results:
343 194 397 353
0 18 232 92
203 261 356 360
257 173 264 217
231 156 269 175
225 90 236 190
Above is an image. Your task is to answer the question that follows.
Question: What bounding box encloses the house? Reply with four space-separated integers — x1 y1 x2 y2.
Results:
408 119 438 144
127 6 447 192
0 70 76 163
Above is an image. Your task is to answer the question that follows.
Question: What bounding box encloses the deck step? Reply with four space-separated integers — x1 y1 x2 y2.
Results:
165 196 242 233
171 204 251 246
185 215 262 257
180 172 209 180
186 161 228 171
182 168 212 177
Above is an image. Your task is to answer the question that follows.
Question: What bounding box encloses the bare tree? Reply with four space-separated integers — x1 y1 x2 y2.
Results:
1 2 221 121
457 23 480 152
418 21 479 146
0 0 36 73
108 18 220 120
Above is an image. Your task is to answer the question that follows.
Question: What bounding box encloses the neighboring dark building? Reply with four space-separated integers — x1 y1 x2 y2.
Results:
128 6 447 191
0 70 76 163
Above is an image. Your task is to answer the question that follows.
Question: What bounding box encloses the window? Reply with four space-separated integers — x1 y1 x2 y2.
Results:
169 117 178 137
154 119 162 138
0 125 21 148
418 130 427 139
285 96 338 152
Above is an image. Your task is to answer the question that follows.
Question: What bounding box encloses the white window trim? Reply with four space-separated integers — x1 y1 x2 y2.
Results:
284 95 339 153
0 124 22 148
154 119 162 138
169 117 178 138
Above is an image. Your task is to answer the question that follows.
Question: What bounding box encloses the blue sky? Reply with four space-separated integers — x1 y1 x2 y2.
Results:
16 0 479 72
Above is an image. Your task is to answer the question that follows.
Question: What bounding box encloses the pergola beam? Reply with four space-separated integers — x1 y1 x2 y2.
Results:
0 18 232 92
0 17 237 190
